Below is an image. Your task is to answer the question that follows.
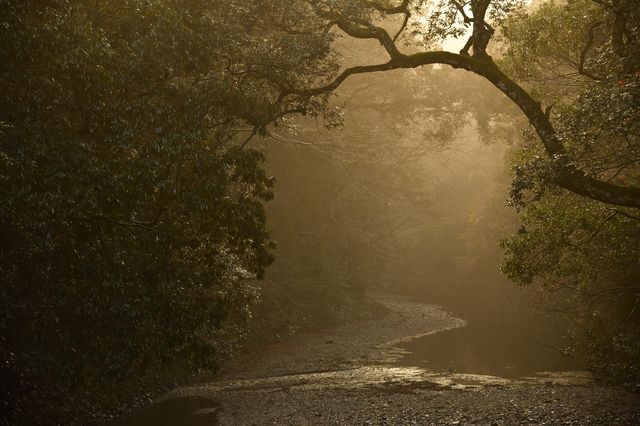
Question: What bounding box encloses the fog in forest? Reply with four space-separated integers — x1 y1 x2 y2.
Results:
4 1 640 424
261 64 577 378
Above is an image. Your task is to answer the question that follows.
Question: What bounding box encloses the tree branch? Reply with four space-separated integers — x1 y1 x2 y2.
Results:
300 48 640 208
364 0 411 42
335 19 401 58
240 127 259 150
287 1 640 208
578 20 605 80
365 0 410 15
393 9 411 42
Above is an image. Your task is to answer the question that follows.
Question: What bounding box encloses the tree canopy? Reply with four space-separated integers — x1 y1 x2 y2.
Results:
497 0 640 383
0 0 333 421
275 0 639 208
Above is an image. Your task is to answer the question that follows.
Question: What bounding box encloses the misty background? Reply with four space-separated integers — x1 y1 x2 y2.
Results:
249 60 574 374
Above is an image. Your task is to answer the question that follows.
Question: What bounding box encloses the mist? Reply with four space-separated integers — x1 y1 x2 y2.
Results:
3 1 639 424
260 66 578 378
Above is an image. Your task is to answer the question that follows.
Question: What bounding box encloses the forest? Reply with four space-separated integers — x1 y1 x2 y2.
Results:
1 0 639 424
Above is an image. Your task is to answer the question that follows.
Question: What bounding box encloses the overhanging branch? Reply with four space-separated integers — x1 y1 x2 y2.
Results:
291 0 640 208
299 51 640 208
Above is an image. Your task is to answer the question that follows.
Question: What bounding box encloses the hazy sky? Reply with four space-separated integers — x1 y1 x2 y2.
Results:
442 0 535 52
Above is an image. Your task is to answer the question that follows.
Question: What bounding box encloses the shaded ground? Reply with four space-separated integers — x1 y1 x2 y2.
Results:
119 295 640 425
209 383 639 425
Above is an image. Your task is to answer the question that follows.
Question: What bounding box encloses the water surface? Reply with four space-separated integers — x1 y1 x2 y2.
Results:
396 322 584 379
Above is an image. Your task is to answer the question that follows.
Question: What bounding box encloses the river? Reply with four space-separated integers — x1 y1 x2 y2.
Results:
115 293 640 425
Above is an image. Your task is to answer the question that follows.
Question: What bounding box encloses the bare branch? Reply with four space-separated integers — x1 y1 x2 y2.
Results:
393 9 411 42
578 20 605 80
451 0 473 23
365 0 410 15
335 20 401 58
606 208 640 221
363 0 412 42
240 127 259 150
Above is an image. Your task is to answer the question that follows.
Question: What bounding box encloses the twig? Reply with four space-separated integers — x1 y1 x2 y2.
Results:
240 128 259 150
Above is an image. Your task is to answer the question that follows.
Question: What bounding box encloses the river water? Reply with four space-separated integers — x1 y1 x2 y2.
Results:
116 293 590 425
396 321 581 379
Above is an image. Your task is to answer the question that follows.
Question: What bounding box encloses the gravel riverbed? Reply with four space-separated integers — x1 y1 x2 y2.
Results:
122 294 640 425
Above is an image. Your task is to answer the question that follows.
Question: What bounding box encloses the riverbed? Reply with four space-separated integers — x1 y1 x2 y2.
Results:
118 294 640 425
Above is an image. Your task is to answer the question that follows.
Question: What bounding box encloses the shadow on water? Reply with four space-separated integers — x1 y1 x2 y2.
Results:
396 322 584 379
114 396 219 426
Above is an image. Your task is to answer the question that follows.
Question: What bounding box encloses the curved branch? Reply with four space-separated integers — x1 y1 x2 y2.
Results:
336 20 401 58
364 0 411 42
300 50 640 208
287 1 640 208
309 0 404 58
302 61 405 95
452 0 473 23
366 0 410 14
578 20 605 80
393 9 411 42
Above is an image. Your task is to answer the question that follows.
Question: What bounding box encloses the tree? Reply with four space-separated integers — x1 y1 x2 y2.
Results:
497 0 640 382
0 0 338 422
262 0 640 381
265 0 640 208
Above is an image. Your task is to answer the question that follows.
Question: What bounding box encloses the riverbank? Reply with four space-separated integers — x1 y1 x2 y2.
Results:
215 294 465 380
119 294 640 425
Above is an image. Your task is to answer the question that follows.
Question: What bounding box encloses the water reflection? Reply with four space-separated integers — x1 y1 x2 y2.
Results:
396 323 584 379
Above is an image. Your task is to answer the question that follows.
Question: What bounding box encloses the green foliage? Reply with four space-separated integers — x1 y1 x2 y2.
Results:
0 0 340 422
500 0 640 384
3 0 638 420
501 194 639 286
500 192 640 382
499 0 640 100
499 0 603 95
557 80 640 182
